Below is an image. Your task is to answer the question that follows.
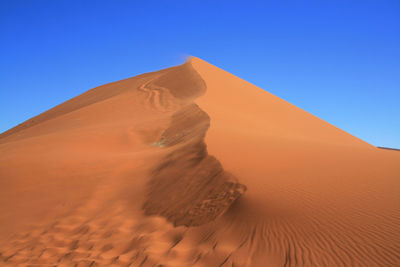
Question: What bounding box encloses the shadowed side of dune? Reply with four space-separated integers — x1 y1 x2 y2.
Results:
142 63 246 227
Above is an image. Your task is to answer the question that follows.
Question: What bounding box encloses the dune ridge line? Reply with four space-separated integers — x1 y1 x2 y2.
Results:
142 60 247 226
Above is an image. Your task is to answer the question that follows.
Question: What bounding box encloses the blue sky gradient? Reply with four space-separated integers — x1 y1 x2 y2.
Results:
1 0 399 147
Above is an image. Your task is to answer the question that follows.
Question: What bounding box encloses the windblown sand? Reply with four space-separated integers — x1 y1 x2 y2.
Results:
0 57 399 266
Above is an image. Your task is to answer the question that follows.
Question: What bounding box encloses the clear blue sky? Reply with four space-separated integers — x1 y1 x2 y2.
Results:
1 0 399 147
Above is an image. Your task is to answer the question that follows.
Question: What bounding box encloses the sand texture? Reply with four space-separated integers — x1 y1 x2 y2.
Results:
0 57 399 266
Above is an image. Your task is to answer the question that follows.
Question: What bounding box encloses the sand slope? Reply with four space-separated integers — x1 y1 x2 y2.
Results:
0 57 399 266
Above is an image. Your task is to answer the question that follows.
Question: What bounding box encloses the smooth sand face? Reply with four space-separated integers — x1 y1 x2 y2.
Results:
0 58 399 266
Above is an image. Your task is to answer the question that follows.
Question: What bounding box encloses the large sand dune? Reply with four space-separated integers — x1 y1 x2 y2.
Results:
0 57 399 266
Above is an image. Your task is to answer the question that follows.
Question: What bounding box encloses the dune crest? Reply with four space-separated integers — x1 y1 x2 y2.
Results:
143 102 246 227
0 57 399 266
137 61 247 227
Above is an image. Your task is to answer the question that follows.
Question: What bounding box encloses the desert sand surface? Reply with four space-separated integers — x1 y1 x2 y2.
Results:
0 57 399 266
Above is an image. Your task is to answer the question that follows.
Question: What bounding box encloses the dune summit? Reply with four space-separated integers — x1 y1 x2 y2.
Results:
0 57 399 266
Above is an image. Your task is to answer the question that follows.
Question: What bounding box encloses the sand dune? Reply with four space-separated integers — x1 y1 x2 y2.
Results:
0 57 399 266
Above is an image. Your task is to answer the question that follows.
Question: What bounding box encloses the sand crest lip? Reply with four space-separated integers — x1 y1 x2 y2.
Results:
142 63 247 227
143 103 247 227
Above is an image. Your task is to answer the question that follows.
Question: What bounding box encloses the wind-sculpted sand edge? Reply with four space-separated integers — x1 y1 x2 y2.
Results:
143 103 247 227
142 63 247 227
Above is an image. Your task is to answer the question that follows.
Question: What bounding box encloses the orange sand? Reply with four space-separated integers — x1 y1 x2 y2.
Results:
0 57 399 266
